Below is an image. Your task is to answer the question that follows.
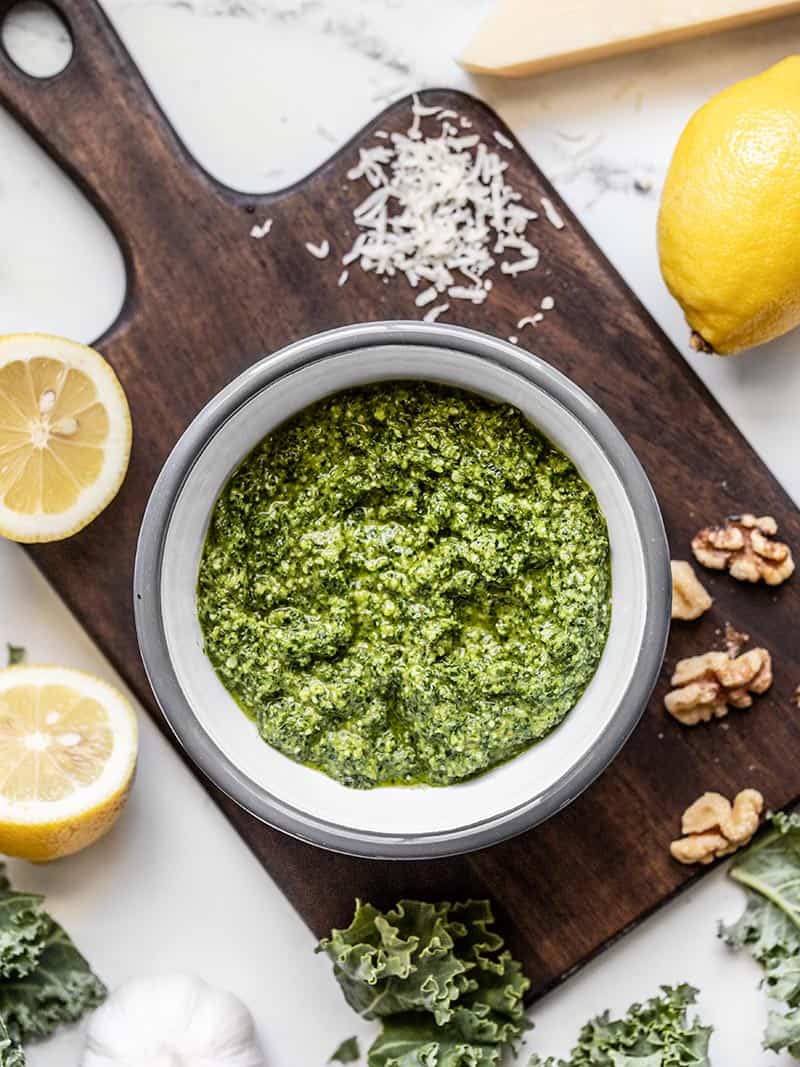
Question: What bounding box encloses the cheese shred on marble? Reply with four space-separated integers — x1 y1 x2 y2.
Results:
343 96 548 312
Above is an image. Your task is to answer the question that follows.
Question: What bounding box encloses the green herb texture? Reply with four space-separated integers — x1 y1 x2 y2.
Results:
722 812 800 1057
0 867 105 1058
4 647 24 668
0 1017 23 1067
0 876 48 981
369 1017 502 1066
318 899 531 1067
529 985 711 1066
0 919 106 1045
198 383 611 788
330 1036 361 1063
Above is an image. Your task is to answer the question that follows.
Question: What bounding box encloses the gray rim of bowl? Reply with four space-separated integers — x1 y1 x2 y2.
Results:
134 321 671 860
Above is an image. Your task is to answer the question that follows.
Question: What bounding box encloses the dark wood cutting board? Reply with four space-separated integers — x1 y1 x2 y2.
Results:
2 0 799 999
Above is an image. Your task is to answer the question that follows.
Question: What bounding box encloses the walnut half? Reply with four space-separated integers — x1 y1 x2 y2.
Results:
670 789 764 865
664 647 772 725
692 514 794 586
671 561 712 620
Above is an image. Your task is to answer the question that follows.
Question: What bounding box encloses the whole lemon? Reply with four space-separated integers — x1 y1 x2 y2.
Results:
658 56 800 355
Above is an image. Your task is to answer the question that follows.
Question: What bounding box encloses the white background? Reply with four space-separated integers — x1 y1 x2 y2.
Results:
1 1 800 1063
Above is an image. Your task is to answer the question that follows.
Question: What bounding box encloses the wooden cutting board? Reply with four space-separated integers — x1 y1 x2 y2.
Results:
2 0 799 999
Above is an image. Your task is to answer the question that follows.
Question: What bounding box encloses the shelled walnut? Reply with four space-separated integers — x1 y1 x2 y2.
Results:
671 561 712 620
664 647 772 725
670 789 764 865
692 514 794 586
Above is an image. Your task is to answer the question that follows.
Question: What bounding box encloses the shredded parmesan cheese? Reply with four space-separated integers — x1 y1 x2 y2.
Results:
448 285 487 304
342 97 544 309
423 303 449 323
415 286 439 308
517 313 544 329
338 270 349 287
501 255 539 276
541 295 555 311
493 130 514 150
306 240 331 259
250 219 273 239
412 98 444 118
541 197 565 230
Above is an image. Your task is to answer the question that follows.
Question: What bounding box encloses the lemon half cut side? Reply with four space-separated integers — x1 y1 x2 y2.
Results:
0 666 138 862
0 333 132 542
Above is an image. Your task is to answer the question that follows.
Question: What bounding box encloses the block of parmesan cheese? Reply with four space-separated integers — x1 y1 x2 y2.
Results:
460 0 800 77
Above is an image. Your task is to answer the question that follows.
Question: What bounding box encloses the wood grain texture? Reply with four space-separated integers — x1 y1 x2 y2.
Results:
1 0 799 999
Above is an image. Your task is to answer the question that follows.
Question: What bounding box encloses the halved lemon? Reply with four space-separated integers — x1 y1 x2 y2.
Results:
0 333 132 543
0 666 138 862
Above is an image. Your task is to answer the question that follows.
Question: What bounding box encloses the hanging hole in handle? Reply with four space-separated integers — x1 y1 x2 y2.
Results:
1 0 72 78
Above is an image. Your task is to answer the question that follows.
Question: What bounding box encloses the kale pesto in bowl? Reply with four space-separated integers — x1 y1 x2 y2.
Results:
197 382 611 789
135 323 670 858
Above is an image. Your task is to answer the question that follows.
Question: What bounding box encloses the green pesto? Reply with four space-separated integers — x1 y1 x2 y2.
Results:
197 383 611 789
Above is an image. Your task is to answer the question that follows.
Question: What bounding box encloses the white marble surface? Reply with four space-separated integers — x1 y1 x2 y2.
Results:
2 1 800 1064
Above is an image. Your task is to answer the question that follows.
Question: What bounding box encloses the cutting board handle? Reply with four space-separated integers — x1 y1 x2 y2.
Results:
0 0 223 334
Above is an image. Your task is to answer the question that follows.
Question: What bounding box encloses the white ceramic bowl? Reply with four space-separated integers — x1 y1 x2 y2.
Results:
135 322 670 858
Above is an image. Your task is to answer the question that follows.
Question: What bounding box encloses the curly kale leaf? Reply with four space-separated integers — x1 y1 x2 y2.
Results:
0 870 49 981
367 1016 500 1066
722 812 800 1056
720 887 800 1005
0 1018 24 1067
318 900 468 1023
765 1007 800 1058
0 918 106 1044
529 985 711 1067
727 813 800 933
446 901 529 1047
330 1036 361 1063
318 900 531 1067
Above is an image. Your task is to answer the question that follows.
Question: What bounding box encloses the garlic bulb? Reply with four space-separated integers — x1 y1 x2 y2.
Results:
82 973 265 1067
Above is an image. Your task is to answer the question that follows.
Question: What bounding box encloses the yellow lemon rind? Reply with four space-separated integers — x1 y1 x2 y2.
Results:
0 776 135 863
